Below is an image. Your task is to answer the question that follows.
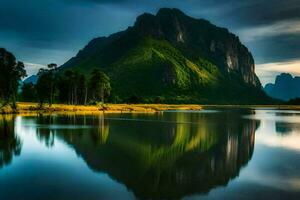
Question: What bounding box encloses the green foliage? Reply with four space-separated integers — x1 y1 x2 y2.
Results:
56 8 272 104
61 70 82 104
21 83 36 102
0 48 26 107
36 69 53 105
88 69 111 103
28 66 112 105
35 63 60 106
58 70 88 105
287 98 300 105
98 37 221 103
28 33 271 105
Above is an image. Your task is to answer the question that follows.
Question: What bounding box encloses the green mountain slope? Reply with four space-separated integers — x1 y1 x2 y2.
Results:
60 8 270 104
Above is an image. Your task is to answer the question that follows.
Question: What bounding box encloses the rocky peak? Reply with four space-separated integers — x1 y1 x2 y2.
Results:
275 73 293 85
134 8 188 43
157 8 185 17
264 73 300 101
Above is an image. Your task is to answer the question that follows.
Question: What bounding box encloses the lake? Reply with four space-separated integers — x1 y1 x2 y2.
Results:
0 109 300 200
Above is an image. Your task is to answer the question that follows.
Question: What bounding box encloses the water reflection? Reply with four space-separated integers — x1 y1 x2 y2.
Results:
1 109 300 199
16 111 258 199
0 110 267 199
276 122 300 135
0 115 22 168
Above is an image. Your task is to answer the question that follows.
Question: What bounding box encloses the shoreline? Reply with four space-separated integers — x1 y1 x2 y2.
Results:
1 102 300 115
0 102 203 114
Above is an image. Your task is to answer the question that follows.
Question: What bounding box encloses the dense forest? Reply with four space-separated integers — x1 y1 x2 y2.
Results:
25 64 111 106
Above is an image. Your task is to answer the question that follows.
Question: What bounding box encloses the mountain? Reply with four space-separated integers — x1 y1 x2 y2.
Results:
60 8 269 104
23 75 38 84
264 73 300 101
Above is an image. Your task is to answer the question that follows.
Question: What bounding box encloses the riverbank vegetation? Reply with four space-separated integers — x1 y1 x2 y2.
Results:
2 103 300 115
0 102 203 114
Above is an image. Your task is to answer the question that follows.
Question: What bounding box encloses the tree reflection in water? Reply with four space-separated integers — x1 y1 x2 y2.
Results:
36 115 55 148
33 110 259 199
0 115 22 168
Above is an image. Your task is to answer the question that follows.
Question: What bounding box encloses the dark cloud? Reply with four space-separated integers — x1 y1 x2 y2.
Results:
222 0 300 27
0 0 300 83
0 0 136 64
64 0 127 3
94 0 300 26
247 34 300 64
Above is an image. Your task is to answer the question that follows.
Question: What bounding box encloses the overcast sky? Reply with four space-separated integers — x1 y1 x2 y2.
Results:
1 0 300 85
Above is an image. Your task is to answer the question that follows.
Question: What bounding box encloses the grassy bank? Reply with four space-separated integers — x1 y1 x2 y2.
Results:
0 102 203 114
1 102 300 115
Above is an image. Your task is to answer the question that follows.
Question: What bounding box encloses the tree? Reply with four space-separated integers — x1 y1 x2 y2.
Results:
21 82 36 102
57 70 88 105
36 68 52 106
47 63 57 70
77 74 88 105
57 75 70 104
89 69 111 103
0 48 26 108
47 63 58 106
63 70 80 105
35 63 58 106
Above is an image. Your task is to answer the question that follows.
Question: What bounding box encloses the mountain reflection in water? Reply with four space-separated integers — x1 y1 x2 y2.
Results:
0 110 260 199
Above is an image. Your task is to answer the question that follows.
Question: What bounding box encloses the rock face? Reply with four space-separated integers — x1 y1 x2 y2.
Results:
133 8 260 87
61 8 268 103
264 73 300 101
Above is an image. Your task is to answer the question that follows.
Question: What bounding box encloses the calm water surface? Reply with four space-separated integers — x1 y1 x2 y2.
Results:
0 109 300 200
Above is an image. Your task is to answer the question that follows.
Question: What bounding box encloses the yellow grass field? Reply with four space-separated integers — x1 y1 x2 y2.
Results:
0 102 202 114
1 102 300 114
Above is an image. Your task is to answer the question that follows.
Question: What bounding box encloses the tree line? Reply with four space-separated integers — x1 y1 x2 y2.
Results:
0 48 111 108
22 64 111 106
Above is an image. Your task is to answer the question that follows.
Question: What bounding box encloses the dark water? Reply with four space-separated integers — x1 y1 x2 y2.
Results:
0 109 300 200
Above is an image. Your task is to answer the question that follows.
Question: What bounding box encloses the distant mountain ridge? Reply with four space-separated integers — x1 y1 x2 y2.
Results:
60 8 269 103
23 75 38 84
264 73 300 101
